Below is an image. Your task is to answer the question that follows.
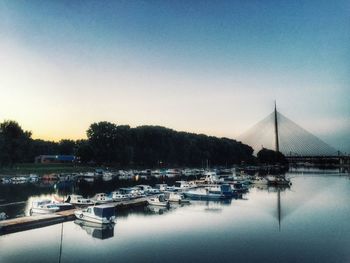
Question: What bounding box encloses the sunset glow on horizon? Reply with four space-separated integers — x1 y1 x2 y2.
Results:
0 1 349 151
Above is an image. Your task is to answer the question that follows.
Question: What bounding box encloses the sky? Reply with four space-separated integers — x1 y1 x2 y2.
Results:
0 0 349 152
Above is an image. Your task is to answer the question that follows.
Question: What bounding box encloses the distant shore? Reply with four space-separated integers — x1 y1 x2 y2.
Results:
0 163 95 176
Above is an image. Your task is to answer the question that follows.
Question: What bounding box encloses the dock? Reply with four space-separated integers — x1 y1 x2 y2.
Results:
0 197 149 235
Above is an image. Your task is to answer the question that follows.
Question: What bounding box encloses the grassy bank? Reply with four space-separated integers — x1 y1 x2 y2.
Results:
0 163 96 176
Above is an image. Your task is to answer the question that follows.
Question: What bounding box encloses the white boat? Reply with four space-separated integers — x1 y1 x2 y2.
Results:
165 169 180 177
52 202 74 211
202 171 224 184
30 200 60 214
109 191 130 201
183 188 225 200
1 177 11 184
102 172 113 182
135 185 152 194
151 170 161 178
29 174 39 183
164 192 184 203
181 169 196 177
0 212 8 220
11 176 28 184
83 172 95 183
252 177 269 185
74 205 116 224
92 193 114 204
172 181 197 191
154 184 168 192
67 195 95 206
147 195 170 207
119 187 144 199
136 185 159 195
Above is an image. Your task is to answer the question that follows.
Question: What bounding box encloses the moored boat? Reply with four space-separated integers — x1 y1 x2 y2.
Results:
171 181 197 191
67 195 95 206
82 172 96 183
109 191 130 201
252 177 269 185
102 172 114 182
208 184 237 198
147 195 170 207
91 193 114 204
29 174 39 183
30 200 60 214
1 177 11 184
183 188 227 200
154 184 168 192
164 192 184 203
0 212 8 220
11 176 28 184
53 202 74 211
74 205 116 224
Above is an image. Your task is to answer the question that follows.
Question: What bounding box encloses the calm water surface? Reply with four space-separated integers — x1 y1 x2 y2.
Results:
1 171 349 263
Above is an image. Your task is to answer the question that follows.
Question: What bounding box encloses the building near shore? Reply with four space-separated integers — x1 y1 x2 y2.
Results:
35 155 76 164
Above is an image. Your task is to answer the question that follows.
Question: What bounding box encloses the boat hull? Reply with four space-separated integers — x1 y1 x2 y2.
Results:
147 201 170 207
74 211 115 224
184 192 226 200
30 207 59 214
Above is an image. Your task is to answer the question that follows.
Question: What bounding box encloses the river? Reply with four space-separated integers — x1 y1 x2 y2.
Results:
0 168 349 263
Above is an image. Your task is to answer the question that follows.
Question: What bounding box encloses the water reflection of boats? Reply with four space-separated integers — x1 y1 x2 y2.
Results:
266 175 292 186
145 205 169 215
204 203 223 213
75 219 115 240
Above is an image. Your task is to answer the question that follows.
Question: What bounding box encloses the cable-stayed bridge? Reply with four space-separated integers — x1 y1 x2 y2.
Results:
239 103 340 157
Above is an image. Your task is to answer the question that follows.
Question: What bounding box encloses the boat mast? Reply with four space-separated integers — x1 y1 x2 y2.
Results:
58 222 63 263
277 188 281 232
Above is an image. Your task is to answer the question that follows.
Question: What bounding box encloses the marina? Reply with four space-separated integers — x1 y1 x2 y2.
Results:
0 169 349 263
1 1 349 262
0 197 150 235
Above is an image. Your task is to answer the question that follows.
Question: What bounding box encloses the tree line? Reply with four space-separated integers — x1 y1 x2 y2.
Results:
0 120 256 167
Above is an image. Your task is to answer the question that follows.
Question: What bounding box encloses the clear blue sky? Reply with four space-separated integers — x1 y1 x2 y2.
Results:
0 0 349 152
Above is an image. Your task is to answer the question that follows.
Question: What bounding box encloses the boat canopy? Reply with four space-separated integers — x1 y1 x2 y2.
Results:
33 200 51 206
220 184 231 193
158 195 166 202
93 206 115 218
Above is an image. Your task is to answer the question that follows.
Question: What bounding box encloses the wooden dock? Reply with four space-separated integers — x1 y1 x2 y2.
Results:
0 197 149 235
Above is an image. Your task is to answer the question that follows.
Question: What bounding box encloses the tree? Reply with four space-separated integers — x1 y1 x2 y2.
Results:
75 139 94 163
257 148 288 164
0 120 32 166
85 122 255 167
29 139 59 160
86 121 119 164
58 139 76 155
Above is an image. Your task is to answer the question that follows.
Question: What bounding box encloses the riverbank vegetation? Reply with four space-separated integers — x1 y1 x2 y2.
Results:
257 148 288 164
0 120 255 168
